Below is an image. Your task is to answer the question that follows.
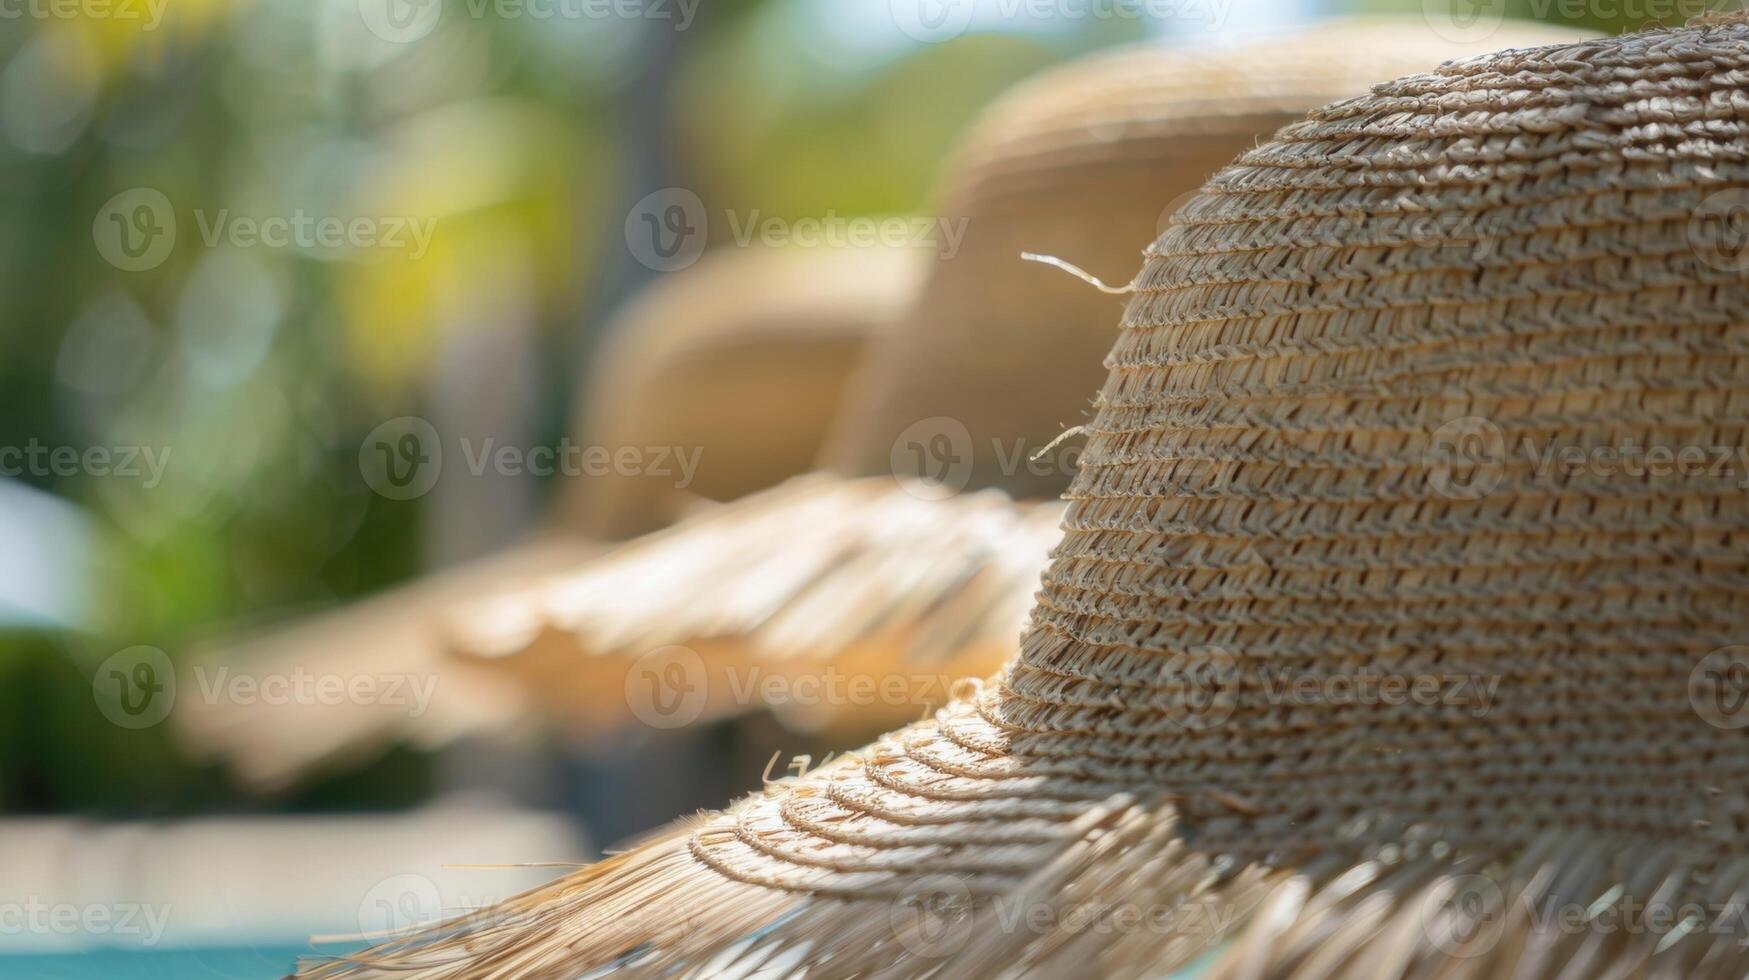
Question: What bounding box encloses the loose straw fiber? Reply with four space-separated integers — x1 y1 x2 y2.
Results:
449 18 1577 738
306 16 1749 978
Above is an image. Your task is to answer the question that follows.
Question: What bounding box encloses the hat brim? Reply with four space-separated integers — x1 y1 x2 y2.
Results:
449 475 1063 741
173 537 595 791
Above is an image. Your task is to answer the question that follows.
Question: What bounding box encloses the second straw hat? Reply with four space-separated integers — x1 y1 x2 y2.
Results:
303 15 1749 978
172 244 912 790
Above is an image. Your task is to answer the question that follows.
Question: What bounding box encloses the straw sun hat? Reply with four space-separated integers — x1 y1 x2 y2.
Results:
447 17 1573 740
303 14 1749 977
562 245 922 540
174 246 910 791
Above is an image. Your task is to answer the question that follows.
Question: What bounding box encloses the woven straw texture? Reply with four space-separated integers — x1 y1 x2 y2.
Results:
303 17 1749 978
446 19 1571 739
562 245 919 539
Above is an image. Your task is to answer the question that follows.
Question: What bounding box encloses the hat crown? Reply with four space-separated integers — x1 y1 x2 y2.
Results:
996 19 1749 861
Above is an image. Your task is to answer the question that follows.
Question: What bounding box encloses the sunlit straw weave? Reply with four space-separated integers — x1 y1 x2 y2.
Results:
305 15 1749 978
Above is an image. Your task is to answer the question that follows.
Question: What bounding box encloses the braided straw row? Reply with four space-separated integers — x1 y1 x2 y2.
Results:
303 17 1749 978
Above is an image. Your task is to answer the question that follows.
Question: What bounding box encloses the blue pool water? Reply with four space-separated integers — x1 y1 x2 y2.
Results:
0 945 345 979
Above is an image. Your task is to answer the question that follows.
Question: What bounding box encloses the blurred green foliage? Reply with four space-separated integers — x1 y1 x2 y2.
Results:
0 0 1140 816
